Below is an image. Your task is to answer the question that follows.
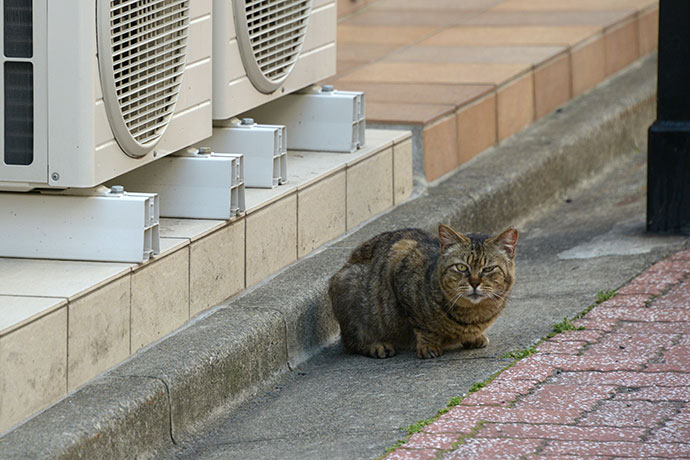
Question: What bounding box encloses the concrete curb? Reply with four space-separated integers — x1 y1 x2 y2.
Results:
0 55 657 459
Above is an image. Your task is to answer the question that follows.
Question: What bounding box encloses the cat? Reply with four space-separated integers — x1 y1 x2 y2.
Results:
328 224 518 359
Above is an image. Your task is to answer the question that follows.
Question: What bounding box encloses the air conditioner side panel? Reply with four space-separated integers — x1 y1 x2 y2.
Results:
45 0 97 189
92 4 213 187
212 0 337 120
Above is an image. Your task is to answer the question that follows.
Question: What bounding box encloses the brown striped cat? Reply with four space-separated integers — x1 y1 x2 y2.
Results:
328 224 518 359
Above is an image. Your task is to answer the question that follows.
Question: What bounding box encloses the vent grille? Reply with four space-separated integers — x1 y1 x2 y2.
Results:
4 62 34 166
98 0 189 157
4 0 33 58
235 0 312 93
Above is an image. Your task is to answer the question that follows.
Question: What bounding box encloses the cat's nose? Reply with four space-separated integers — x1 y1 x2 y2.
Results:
469 277 480 288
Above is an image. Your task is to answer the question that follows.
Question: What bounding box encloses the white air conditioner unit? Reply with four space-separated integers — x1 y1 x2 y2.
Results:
212 0 336 120
0 0 212 191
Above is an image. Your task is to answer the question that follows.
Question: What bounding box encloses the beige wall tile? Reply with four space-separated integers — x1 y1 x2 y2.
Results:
497 72 535 141
422 25 601 47
298 172 346 258
638 7 658 56
68 276 130 391
604 17 640 76
456 92 497 165
131 248 189 352
337 25 436 45
339 61 530 86
534 52 572 119
246 195 298 287
347 148 394 228
190 220 245 317
393 139 414 204
570 33 606 97
423 115 459 182
0 308 67 433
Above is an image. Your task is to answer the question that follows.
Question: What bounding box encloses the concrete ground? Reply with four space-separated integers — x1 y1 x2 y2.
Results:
165 143 688 459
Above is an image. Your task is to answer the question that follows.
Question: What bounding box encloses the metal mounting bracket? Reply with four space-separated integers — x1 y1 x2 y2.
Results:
203 118 287 188
0 186 159 263
243 85 366 153
110 150 246 220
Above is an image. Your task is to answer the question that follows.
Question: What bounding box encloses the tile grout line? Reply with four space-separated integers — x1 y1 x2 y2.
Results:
65 300 70 394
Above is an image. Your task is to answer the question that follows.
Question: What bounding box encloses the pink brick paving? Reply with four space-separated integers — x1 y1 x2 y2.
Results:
383 250 690 460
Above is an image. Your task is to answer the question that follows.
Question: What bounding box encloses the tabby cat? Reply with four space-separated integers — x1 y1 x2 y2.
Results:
328 224 518 359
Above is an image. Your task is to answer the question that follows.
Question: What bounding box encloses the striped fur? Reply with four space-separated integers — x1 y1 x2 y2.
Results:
329 224 518 359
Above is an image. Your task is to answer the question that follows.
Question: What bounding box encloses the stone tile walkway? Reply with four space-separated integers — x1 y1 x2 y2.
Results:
329 0 659 181
384 248 690 459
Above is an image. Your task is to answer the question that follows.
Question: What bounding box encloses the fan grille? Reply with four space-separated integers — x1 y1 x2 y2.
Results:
240 0 312 92
104 0 189 155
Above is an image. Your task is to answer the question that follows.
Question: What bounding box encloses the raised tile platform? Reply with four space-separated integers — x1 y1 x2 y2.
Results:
0 129 412 433
329 0 659 182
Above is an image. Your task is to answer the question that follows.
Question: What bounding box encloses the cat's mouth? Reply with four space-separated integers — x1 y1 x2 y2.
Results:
466 292 484 303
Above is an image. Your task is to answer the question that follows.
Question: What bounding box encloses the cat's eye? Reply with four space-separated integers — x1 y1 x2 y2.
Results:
482 266 497 274
453 264 469 273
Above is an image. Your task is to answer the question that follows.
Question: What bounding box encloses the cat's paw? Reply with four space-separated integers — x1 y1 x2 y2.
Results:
368 342 396 359
416 344 443 359
463 334 489 349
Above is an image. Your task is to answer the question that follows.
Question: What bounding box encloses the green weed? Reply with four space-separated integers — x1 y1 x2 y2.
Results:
596 289 617 304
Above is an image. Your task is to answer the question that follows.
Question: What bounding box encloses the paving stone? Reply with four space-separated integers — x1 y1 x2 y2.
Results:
476 422 646 442
618 270 686 295
572 318 619 331
498 356 559 381
541 440 690 458
612 386 690 402
427 406 580 432
646 258 690 274
669 249 690 261
516 384 615 413
583 332 676 357
647 404 690 444
550 370 690 387
545 329 605 343
460 379 539 407
536 340 587 355
526 456 612 460
597 294 654 308
578 400 678 428
645 340 690 372
383 448 440 460
404 432 462 450
655 284 690 309
440 437 542 459
584 306 690 322
615 321 687 335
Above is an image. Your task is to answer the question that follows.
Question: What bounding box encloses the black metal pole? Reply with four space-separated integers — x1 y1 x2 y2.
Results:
647 0 690 234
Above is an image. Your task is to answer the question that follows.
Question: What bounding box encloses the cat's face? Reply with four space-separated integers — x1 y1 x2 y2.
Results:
437 225 518 306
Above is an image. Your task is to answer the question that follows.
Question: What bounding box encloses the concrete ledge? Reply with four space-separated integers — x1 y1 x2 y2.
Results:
0 376 171 459
0 54 657 459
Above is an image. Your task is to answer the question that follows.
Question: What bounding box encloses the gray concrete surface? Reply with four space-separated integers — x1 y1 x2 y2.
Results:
164 127 688 460
0 55 669 460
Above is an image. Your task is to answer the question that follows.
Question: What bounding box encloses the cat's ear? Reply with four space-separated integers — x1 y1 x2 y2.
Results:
491 227 519 258
438 224 470 250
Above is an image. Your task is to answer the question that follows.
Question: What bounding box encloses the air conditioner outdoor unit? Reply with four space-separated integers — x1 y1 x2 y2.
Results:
212 0 336 120
0 0 212 192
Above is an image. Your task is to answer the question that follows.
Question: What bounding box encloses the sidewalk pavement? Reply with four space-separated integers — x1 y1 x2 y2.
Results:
384 249 690 460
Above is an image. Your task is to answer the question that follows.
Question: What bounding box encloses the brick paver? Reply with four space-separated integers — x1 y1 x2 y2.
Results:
384 249 690 459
